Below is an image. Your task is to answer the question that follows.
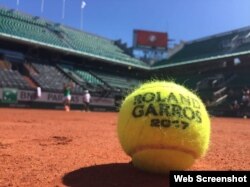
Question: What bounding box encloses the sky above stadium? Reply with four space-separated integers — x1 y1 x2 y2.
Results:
0 0 249 47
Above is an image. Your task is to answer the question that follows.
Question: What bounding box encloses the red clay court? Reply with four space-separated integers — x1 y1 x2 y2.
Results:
0 108 249 187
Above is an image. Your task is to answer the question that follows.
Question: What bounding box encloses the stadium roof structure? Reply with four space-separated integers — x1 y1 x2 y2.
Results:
152 26 250 69
0 7 149 69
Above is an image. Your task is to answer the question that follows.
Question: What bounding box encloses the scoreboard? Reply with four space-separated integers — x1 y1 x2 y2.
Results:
133 29 168 50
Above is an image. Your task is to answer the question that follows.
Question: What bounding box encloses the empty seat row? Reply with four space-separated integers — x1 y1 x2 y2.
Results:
0 69 31 89
30 63 83 93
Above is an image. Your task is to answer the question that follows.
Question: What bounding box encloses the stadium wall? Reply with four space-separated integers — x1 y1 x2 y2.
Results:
0 88 116 111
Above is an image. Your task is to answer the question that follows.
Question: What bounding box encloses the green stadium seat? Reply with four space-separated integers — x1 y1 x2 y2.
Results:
156 28 250 67
0 7 146 68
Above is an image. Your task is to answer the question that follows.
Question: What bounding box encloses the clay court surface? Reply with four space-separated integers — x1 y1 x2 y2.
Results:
0 108 249 187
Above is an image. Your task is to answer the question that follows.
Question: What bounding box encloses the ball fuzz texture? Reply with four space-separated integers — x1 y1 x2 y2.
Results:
117 81 210 173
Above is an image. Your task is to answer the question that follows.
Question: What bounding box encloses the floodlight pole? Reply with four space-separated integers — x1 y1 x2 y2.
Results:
62 0 66 19
80 1 86 31
16 0 19 10
41 0 44 15
81 8 83 31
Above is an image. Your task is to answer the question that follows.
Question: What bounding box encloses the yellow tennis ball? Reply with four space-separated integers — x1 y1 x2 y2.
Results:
117 81 210 173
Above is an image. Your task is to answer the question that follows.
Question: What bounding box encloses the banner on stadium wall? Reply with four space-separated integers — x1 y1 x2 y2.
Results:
90 97 115 106
1 88 18 104
17 90 114 106
133 29 168 49
18 90 81 104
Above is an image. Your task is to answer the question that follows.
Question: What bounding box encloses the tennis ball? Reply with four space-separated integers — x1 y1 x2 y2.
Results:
117 81 210 173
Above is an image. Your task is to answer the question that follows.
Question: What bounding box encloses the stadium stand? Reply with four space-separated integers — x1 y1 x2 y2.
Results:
0 7 147 68
0 59 7 69
58 64 108 91
0 7 250 115
0 8 68 48
0 59 31 89
201 67 250 117
0 58 11 69
173 74 203 90
227 71 250 87
28 61 83 93
149 26 250 117
90 70 140 91
154 26 250 67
